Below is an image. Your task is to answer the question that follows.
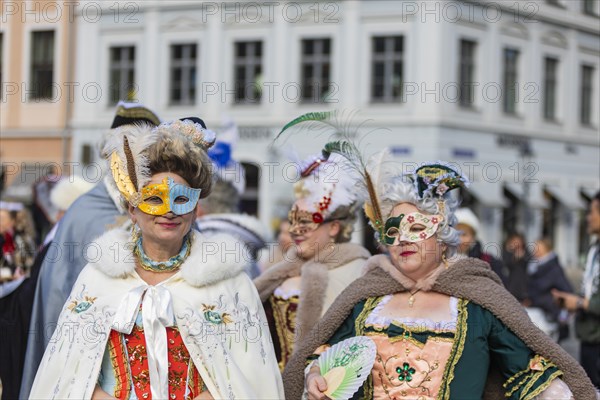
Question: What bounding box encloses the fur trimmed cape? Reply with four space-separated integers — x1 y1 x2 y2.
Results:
283 255 596 400
254 243 370 346
29 228 284 399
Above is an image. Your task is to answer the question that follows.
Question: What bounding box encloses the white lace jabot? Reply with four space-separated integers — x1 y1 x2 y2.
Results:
365 294 459 332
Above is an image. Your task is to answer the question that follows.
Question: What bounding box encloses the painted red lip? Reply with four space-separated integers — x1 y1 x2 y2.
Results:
400 251 416 257
158 222 179 228
294 239 304 245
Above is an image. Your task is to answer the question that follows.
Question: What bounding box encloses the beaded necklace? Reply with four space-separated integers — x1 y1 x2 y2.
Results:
134 232 192 272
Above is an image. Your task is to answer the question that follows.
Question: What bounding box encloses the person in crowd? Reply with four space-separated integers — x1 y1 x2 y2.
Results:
524 238 572 341
0 203 36 277
0 176 94 400
503 231 532 302
20 101 161 399
283 157 595 400
29 118 284 399
0 204 17 273
31 166 61 242
454 207 507 284
196 139 271 279
553 190 600 389
254 153 370 370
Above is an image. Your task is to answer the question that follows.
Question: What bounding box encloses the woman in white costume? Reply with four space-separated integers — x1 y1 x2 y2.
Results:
29 118 284 400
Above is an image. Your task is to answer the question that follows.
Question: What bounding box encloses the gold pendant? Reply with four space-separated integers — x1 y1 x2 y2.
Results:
408 295 415 307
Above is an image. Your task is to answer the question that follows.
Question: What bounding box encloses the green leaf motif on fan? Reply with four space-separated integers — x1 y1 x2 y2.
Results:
331 342 370 369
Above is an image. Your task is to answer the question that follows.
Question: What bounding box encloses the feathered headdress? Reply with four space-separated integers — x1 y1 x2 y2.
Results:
155 117 217 150
276 111 393 235
276 112 469 239
293 152 361 222
103 124 158 206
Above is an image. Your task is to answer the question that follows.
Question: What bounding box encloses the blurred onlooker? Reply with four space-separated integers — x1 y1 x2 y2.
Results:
0 174 94 400
20 102 161 399
454 208 507 285
0 202 36 277
525 238 572 341
503 232 532 302
31 166 60 243
12 208 37 273
196 136 271 279
553 190 600 388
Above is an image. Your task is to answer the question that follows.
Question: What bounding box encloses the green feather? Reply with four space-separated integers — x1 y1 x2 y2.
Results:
274 111 333 141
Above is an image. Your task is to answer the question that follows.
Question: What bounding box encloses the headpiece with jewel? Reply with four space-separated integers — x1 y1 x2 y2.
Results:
275 111 394 239
412 162 470 199
155 117 216 150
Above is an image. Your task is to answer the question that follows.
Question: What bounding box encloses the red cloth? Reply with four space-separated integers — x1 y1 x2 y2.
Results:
108 325 203 399
1 232 15 256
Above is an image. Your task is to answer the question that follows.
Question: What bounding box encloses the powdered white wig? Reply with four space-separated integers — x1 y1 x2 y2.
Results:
50 176 95 211
379 176 460 253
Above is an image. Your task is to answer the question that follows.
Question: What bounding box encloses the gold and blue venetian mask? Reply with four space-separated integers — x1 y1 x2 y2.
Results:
382 211 443 245
138 177 201 216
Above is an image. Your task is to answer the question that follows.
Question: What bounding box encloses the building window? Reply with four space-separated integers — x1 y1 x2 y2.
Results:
502 48 519 115
30 30 55 100
240 162 259 216
371 36 403 103
546 0 563 6
583 0 597 14
234 41 262 104
543 57 558 121
459 39 477 108
581 65 594 126
109 46 136 104
301 38 332 103
170 44 197 106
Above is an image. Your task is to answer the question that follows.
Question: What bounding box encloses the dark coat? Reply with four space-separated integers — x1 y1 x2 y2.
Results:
469 241 508 286
0 242 47 400
527 253 573 320
503 249 532 302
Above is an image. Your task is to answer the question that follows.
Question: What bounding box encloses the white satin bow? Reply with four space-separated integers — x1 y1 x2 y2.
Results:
112 284 175 399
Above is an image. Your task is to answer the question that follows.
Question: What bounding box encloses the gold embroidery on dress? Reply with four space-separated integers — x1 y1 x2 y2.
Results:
270 294 300 370
441 299 469 400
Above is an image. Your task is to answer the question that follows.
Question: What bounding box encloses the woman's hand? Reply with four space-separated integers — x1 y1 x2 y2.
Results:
306 368 329 400
92 385 117 400
551 290 587 312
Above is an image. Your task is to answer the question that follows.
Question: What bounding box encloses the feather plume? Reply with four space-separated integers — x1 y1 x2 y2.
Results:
275 111 333 141
103 124 158 201
274 111 394 234
123 136 138 190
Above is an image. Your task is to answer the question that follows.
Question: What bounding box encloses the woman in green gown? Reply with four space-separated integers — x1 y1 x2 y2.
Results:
283 161 596 400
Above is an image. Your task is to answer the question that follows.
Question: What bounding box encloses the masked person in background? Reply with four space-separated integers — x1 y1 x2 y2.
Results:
254 153 370 370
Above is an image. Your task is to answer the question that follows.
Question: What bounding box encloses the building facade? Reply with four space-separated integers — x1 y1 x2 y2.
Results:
0 0 75 200
66 0 600 266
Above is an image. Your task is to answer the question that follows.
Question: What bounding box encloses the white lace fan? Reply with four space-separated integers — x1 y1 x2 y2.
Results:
318 336 376 400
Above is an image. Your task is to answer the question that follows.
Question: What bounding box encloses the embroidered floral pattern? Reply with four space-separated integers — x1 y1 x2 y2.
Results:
202 304 233 325
67 296 97 313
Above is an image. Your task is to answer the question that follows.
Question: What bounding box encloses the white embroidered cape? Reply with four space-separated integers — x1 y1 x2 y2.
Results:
29 229 284 399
